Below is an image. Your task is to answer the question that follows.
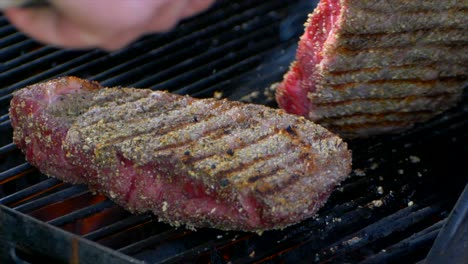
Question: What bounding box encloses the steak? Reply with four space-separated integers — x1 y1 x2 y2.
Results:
9 77 351 232
276 0 468 137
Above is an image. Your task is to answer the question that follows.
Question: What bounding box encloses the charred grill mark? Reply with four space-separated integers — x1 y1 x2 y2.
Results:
88 100 229 148
255 173 301 195
324 63 429 76
327 121 414 131
80 95 187 128
215 153 280 181
152 123 233 154
189 131 278 163
335 42 468 53
328 77 465 91
356 7 468 14
314 92 457 108
92 90 151 107
247 166 281 184
316 110 435 122
318 67 468 87
340 27 468 38
338 29 468 50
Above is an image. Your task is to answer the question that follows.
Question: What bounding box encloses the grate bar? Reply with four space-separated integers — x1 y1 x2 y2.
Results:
47 199 115 226
0 162 32 182
158 234 241 264
318 203 445 262
2 46 56 70
0 113 9 122
0 178 60 205
0 39 37 63
14 185 88 213
118 229 191 255
130 30 281 91
0 25 16 38
0 50 101 98
52 3 243 86
0 119 11 130
170 43 281 95
360 220 446 264
97 1 287 87
107 21 280 89
0 142 16 156
0 32 28 50
84 213 154 241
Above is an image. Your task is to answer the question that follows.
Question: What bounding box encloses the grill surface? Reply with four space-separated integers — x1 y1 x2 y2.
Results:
1 1 467 263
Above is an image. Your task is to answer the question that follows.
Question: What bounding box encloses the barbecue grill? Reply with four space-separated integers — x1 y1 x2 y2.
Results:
1 1 467 263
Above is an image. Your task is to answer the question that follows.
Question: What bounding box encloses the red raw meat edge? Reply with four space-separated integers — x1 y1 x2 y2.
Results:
276 0 341 117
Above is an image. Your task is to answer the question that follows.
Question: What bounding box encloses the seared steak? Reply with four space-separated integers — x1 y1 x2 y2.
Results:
10 77 351 232
276 0 468 137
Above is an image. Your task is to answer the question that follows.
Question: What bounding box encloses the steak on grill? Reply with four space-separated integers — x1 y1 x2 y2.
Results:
276 0 468 138
9 77 351 232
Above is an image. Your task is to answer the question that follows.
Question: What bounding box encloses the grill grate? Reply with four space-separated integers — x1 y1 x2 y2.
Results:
1 0 467 263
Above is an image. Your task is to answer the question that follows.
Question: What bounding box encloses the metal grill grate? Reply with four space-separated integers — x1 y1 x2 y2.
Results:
1 1 467 263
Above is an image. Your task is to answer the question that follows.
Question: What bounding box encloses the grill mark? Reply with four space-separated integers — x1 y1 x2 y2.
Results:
189 130 278 164
340 27 468 38
316 110 434 122
107 97 190 125
325 63 468 76
79 94 186 128
337 29 468 50
334 43 467 55
89 100 228 147
214 153 281 181
352 7 468 16
106 103 251 163
151 123 234 154
327 121 414 131
341 26 465 38
325 47 467 72
255 173 301 196
315 92 456 108
247 166 281 184
91 90 151 108
328 78 465 90
341 8 467 35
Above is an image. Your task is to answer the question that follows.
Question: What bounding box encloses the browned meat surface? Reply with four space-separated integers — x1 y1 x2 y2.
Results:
9 77 351 232
276 0 468 138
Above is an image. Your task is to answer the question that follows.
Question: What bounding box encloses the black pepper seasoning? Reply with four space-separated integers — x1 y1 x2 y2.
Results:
286 125 296 136
220 178 230 187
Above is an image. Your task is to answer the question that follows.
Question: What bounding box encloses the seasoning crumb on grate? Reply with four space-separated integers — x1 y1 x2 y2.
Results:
377 186 384 195
409 155 421 163
354 169 366 176
239 91 260 103
371 200 383 208
345 237 362 246
213 91 223 99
